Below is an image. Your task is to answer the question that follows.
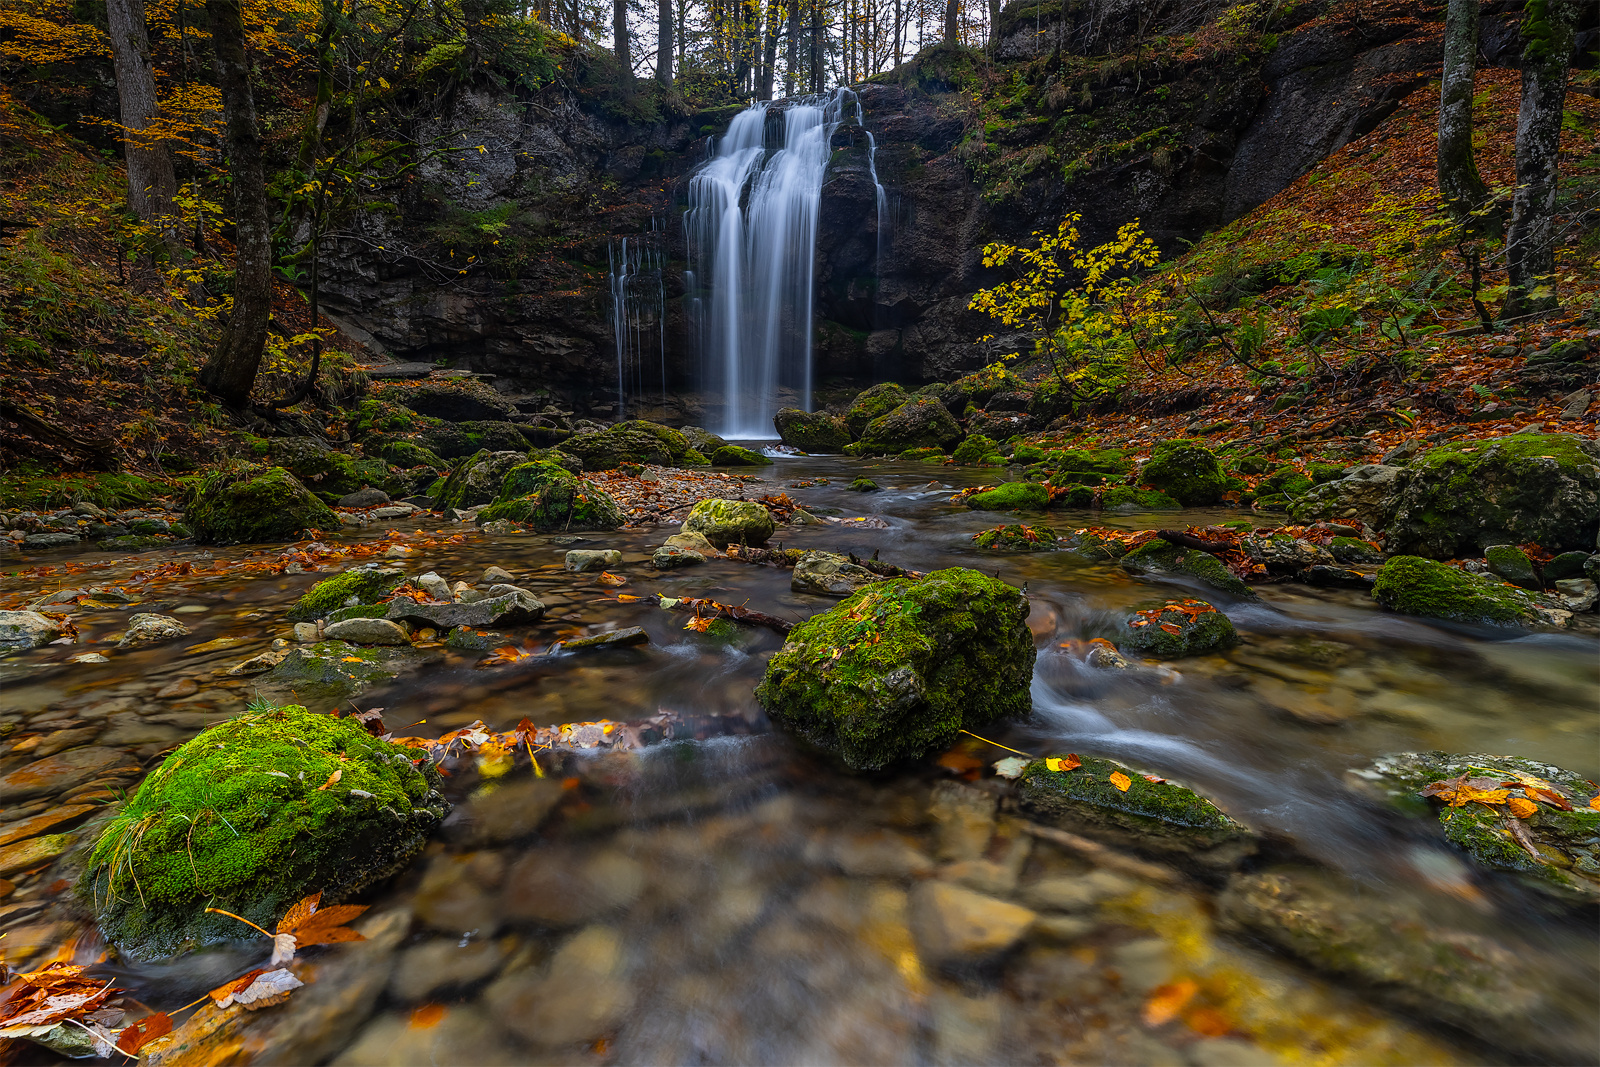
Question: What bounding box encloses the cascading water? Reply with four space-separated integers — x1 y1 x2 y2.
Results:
607 222 667 419
684 87 885 439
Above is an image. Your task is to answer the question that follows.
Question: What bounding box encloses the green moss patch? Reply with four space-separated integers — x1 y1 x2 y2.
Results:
711 444 774 466
80 704 448 959
952 434 1005 466
974 523 1058 550
1372 556 1550 626
967 481 1049 511
1120 540 1255 598
681 497 775 547
186 465 339 545
1119 598 1239 657
756 567 1034 771
287 567 406 621
844 382 910 437
1140 439 1231 506
476 460 624 532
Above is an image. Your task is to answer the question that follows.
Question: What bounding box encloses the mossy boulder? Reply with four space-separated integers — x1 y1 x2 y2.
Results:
681 497 775 548
266 641 430 701
475 460 624 532
1140 440 1231 506
973 524 1058 551
1120 540 1256 599
1372 556 1569 628
859 397 964 452
1329 535 1382 564
454 420 531 453
899 447 946 462
1119 598 1239 657
287 566 407 621
269 438 405 503
680 426 729 456
790 551 881 597
951 434 1005 466
1484 544 1540 589
1015 754 1256 872
1347 751 1600 902
186 465 339 545
615 420 690 460
375 440 449 472
755 568 1034 771
848 477 879 492
558 423 686 471
967 481 1049 511
712 444 773 466
1238 533 1335 574
774 408 851 452
1259 463 1313 497
1048 447 1133 484
1098 486 1183 511
1384 434 1600 558
844 382 910 437
80 704 448 959
433 449 528 511
1287 463 1406 529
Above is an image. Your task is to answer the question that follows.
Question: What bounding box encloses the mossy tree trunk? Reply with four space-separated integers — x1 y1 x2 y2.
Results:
656 0 672 85
199 0 273 410
613 0 631 80
105 0 180 250
1503 0 1578 319
943 0 958 43
1437 0 1489 222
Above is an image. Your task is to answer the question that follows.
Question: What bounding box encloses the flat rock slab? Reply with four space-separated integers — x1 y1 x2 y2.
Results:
364 362 436 379
0 804 97 848
325 617 412 646
909 881 1036 966
561 627 649 651
387 590 545 629
0 747 131 802
0 833 73 877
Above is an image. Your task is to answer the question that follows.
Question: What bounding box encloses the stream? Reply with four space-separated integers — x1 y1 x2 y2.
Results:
2 453 1597 1065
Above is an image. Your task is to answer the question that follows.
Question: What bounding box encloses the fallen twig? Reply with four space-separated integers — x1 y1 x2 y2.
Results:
658 594 794 635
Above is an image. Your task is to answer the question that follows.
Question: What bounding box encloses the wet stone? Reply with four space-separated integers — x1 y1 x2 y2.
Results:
909 881 1036 967
561 626 649 650
155 677 198 699
502 846 645 927
117 613 191 649
0 746 129 802
333 1004 519 1067
565 548 622 572
0 832 72 877
324 617 412 646
446 776 565 846
388 936 516 1002
482 925 634 1049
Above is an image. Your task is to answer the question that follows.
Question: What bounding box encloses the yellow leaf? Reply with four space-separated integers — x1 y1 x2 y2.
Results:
1590 795 1600 811
1507 797 1537 819
1045 755 1081 773
1109 771 1132 792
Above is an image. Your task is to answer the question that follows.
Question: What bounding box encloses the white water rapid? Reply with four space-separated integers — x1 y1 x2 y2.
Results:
684 87 884 439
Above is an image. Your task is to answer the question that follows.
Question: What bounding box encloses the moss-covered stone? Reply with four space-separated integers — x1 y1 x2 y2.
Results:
974 523 1058 550
1328 536 1382 564
711 444 774 466
1120 540 1256 598
1384 434 1600 558
1098 486 1183 511
755 568 1034 771
1484 544 1540 589
1259 463 1312 496
899 446 946 461
375 440 449 472
287 566 407 621
681 497 775 547
859 397 965 453
475 460 624 532
1119 598 1239 657
1048 447 1132 484
1015 754 1255 872
433 449 528 511
615 420 690 461
680 426 728 456
556 426 677 470
1140 440 1231 506
844 382 910 437
952 434 1005 466
444 626 506 651
1371 556 1565 627
774 408 851 452
266 640 427 701
455 420 531 453
186 465 339 545
682 448 709 466
848 477 880 492
1347 751 1600 901
967 481 1049 511
269 438 404 504
80 704 447 959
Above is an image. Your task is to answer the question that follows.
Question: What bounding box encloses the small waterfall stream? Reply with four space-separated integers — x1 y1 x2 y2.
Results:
683 88 885 439
607 223 667 420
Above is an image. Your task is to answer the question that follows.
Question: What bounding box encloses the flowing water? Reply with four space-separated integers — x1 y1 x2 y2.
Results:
606 226 669 420
2 454 1597 1065
684 91 885 439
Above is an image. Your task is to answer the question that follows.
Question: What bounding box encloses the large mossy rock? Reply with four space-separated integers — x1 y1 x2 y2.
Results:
1139 440 1230 506
1119 539 1256 598
951 434 1005 466
187 465 339 545
1346 751 1600 901
844 382 910 437
1217 864 1592 1062
774 408 851 452
966 482 1050 511
1047 447 1133 484
1015 754 1256 872
475 460 624 531
374 439 449 473
286 566 406 621
1372 556 1569 628
973 524 1058 551
790 550 880 596
681 498 774 548
858 397 964 453
711 444 773 466
1119 598 1239 657
557 422 686 471
266 641 430 701
433 450 529 511
755 568 1034 771
269 439 404 504
680 426 728 456
1286 463 1405 530
80 705 448 959
1383 434 1600 558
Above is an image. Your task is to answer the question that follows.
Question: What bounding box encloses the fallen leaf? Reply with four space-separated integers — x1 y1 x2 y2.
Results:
317 769 342 791
1142 774 1167 783
1142 979 1198 1026
1184 1006 1233 1037
274 891 369 961
1590 795 1600 811
1109 771 1132 792
214 968 303 1010
408 1003 447 1030
1507 797 1538 819
1045 754 1081 773
116 1012 173 1054
937 750 984 776
596 571 627 586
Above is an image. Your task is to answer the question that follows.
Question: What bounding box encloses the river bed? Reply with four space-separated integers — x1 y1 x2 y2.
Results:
1 453 1596 1065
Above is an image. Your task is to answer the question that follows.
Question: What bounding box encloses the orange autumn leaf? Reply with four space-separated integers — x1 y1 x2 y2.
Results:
208 968 268 1005
1507 796 1538 819
408 1003 448 1030
116 1012 173 1054
1590 795 1600 811
1109 771 1132 792
1045 754 1081 772
1142 979 1198 1026
317 768 341 791
936 750 985 776
596 571 628 586
1185 1006 1233 1037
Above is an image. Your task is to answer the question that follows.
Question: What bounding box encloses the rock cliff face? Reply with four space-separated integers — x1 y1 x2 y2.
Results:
318 0 1511 414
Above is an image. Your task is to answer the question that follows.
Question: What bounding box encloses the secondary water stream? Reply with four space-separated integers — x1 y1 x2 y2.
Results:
1 454 1596 1065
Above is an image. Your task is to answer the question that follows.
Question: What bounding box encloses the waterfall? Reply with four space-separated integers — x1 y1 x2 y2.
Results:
684 87 885 439
607 222 667 420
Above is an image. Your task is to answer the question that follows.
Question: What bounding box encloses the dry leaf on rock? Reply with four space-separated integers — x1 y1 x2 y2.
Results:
1109 771 1133 792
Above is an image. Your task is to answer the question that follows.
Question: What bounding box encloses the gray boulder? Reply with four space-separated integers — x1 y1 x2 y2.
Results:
790 551 880 597
118 613 191 649
324 617 412 646
387 587 545 629
1288 464 1407 530
0 610 69 653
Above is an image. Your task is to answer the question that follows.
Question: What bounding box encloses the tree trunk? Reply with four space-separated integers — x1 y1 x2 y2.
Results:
199 0 273 410
759 0 780 98
810 0 823 93
986 0 1000 51
1503 0 1577 319
656 0 672 84
614 0 631 78
785 0 798 95
943 0 958 44
1438 0 1488 220
104 0 179 244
